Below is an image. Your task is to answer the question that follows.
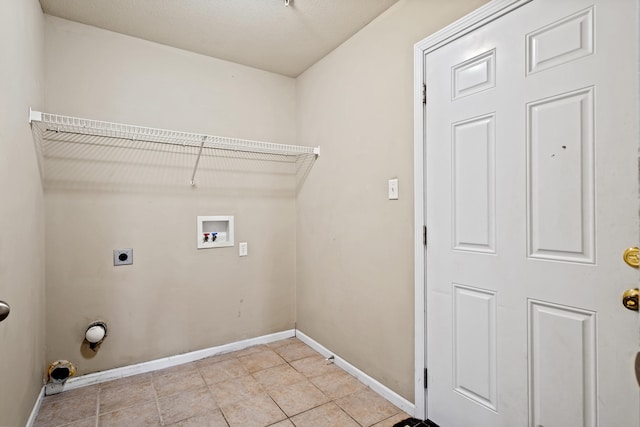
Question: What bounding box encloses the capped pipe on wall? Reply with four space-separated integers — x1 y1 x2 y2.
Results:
84 320 107 351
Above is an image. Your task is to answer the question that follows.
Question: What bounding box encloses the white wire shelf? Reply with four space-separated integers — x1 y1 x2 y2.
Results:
29 109 319 186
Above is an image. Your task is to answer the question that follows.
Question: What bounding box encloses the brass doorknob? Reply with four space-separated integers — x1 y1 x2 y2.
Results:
623 247 640 268
622 288 639 311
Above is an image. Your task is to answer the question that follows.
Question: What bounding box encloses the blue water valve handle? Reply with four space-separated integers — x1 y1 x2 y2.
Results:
211 232 218 242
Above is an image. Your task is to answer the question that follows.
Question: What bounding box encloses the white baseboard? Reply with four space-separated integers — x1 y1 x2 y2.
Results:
45 329 295 395
295 330 416 416
25 386 44 427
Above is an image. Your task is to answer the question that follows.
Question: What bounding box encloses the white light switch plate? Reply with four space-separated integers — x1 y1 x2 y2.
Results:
388 178 399 200
239 242 248 257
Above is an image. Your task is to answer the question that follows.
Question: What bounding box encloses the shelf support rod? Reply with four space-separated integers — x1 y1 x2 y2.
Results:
190 136 207 186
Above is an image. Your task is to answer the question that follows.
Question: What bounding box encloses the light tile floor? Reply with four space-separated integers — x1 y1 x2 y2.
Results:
34 338 412 427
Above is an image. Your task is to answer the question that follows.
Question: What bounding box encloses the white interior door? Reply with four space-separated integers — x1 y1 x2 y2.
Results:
424 0 640 425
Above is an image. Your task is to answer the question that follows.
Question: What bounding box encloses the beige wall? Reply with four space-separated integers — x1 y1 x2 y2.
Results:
0 0 46 425
43 17 299 375
40 0 491 407
295 0 489 401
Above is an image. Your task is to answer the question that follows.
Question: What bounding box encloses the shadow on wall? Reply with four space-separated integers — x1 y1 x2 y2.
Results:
31 123 317 196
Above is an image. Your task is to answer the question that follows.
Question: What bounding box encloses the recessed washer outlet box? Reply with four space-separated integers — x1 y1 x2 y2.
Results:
113 249 133 266
197 216 234 249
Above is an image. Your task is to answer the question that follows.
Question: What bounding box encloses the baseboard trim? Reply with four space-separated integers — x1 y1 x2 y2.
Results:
295 330 416 416
25 386 45 427
45 329 296 395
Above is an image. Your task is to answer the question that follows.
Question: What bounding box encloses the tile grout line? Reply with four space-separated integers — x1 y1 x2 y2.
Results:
284 346 405 427
241 343 316 425
150 374 164 426
265 392 289 425
280 348 321 423
242 347 291 424
94 387 100 427
92 376 158 418
199 362 232 427
276 346 367 427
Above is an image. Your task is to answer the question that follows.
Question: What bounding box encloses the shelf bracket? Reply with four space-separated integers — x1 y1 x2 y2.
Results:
190 136 207 186
28 108 42 124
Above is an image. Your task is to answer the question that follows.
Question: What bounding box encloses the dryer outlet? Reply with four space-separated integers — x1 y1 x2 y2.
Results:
113 249 133 266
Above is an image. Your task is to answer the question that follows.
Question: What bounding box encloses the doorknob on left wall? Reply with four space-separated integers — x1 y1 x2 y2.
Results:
0 301 10 322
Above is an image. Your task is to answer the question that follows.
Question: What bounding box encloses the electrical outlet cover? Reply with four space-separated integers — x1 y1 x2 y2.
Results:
113 249 133 266
239 242 248 257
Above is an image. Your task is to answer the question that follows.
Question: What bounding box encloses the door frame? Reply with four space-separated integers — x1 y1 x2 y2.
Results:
412 0 534 419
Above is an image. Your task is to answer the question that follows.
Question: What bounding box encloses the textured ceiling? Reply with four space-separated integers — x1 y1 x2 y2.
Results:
39 0 401 77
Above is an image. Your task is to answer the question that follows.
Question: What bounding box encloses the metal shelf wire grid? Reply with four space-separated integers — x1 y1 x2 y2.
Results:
29 110 319 188
30 111 319 157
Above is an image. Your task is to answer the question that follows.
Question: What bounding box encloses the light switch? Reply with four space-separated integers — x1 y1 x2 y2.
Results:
388 178 399 200
239 242 248 257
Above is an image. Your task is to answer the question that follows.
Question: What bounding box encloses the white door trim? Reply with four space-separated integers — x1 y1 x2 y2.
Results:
412 0 532 419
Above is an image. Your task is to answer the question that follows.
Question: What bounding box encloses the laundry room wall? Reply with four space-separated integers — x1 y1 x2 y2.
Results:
43 16 299 375
0 0 46 425
295 0 489 402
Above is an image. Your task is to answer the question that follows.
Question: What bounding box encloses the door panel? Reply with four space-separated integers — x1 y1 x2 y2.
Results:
452 114 496 253
527 87 595 263
452 49 496 100
525 7 594 75
453 284 497 411
528 300 597 426
424 0 639 426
